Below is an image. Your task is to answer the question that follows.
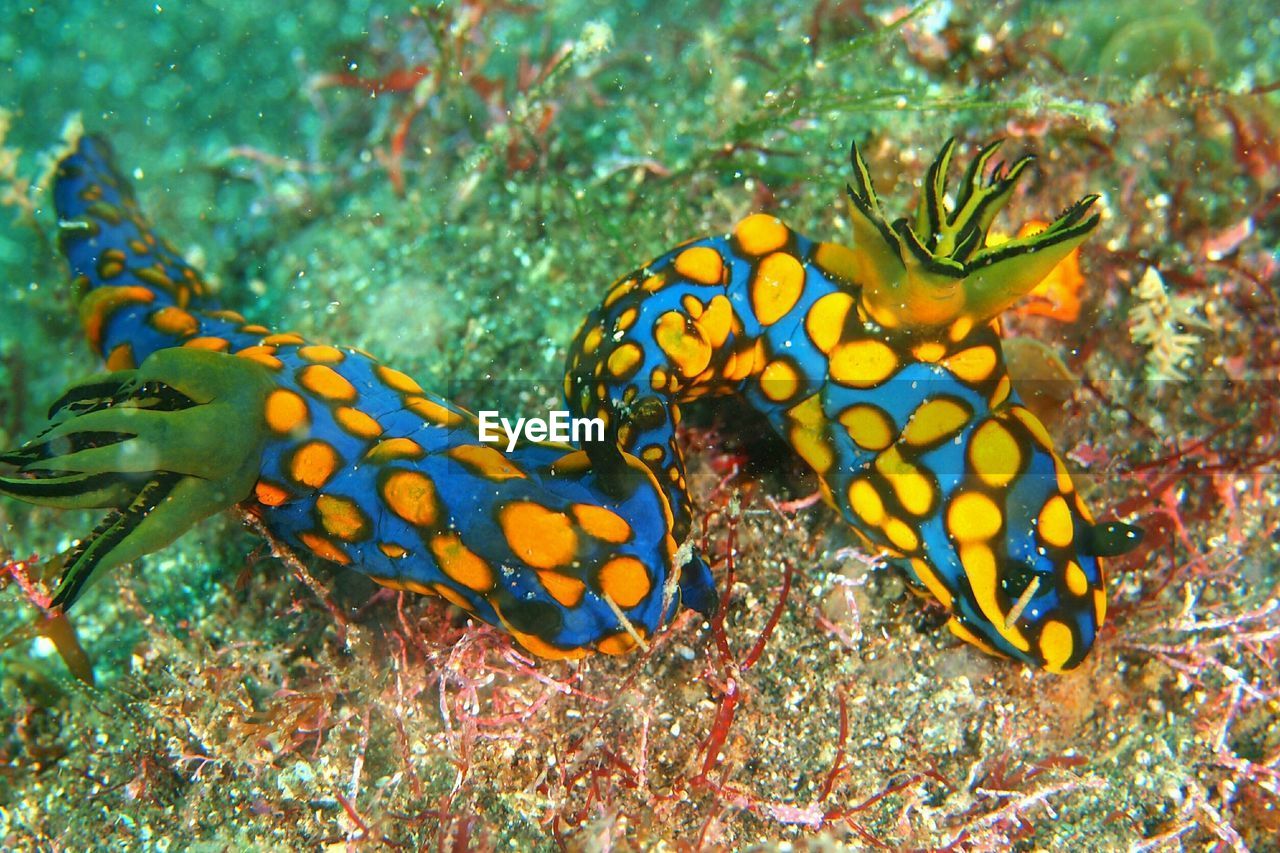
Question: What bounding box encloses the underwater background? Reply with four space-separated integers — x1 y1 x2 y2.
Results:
1 0 1278 848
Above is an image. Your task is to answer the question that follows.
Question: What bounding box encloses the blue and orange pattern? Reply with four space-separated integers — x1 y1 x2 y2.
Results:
1 133 1138 671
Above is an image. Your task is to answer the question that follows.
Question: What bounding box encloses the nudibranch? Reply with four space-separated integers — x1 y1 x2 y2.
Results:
565 139 1140 672
1 134 716 660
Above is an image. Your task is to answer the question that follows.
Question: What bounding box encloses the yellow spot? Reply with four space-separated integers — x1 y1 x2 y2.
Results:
446 444 526 481
316 494 370 541
597 630 644 656
603 277 637 308
944 346 997 384
236 345 283 370
1075 493 1096 525
365 438 425 463
1094 588 1107 625
1038 619 1076 673
580 325 604 356
969 419 1023 488
379 542 408 559
596 556 652 608
430 533 495 592
550 450 592 475
289 441 339 489
959 543 1030 652
910 557 954 608
838 404 895 451
680 294 704 318
607 342 643 379
805 292 854 354
433 583 475 611
902 397 970 447
405 396 466 428
948 315 974 343
829 338 899 388
105 343 135 370
989 374 1012 407
376 365 423 394
654 310 712 377
334 407 383 439
537 570 586 608
263 333 305 346
572 504 631 543
1065 560 1089 597
299 344 344 364
750 251 804 325
499 502 578 570
946 617 1003 658
947 491 1003 542
760 358 800 402
697 294 734 348
254 480 291 507
1038 495 1075 548
790 423 834 474
673 245 724 285
265 389 310 434
812 241 859 282
912 341 947 362
734 213 789 256
184 336 230 352
298 531 350 565
297 364 357 403
381 469 440 528
650 366 669 392
1054 458 1074 495
616 307 639 331
1009 406 1055 451
875 447 934 516
883 517 920 553
847 478 885 527
640 273 668 293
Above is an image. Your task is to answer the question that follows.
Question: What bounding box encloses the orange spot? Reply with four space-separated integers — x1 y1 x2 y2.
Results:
607 342 643 379
105 343 135 370
750 251 805 325
298 344 345 364
446 444 526 481
376 365 423 394
673 246 724 285
366 438 426 463
316 494 370 541
289 441 340 489
334 406 383 439
183 336 230 352
498 502 578 570
297 364 357 402
235 345 283 370
537 570 587 608
805 292 855 354
239 324 270 335
430 534 495 592
79 285 155 353
298 531 350 565
380 470 440 528
265 389 310 434
263 333 305 346
572 504 632 544
654 310 712 377
432 583 475 611
254 480 291 507
150 306 199 337
405 396 465 428
378 542 409 559
206 309 246 324
597 629 644 656
596 556 651 608
734 213 789 256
